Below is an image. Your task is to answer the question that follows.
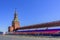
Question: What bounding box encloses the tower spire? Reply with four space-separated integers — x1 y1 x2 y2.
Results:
13 9 18 22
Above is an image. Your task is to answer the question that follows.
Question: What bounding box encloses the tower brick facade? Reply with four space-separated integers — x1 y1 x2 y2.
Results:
8 10 20 32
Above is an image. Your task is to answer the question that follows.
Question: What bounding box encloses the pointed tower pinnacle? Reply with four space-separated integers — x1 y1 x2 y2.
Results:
13 9 18 22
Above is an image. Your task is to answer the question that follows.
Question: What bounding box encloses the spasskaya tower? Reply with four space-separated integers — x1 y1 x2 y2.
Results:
8 9 20 32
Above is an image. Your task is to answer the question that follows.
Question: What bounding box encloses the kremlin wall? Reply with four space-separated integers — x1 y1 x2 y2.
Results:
8 10 60 32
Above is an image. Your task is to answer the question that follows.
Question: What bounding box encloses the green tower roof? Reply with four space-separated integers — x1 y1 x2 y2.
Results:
13 9 19 22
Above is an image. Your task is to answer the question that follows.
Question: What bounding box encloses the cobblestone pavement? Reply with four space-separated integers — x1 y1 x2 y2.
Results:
0 35 60 40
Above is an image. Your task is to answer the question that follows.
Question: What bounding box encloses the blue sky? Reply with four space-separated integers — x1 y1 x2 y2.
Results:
0 0 60 32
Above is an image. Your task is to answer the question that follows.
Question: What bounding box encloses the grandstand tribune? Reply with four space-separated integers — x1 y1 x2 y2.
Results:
6 26 60 36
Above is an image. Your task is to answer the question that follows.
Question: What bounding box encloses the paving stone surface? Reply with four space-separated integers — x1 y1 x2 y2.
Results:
0 35 60 40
